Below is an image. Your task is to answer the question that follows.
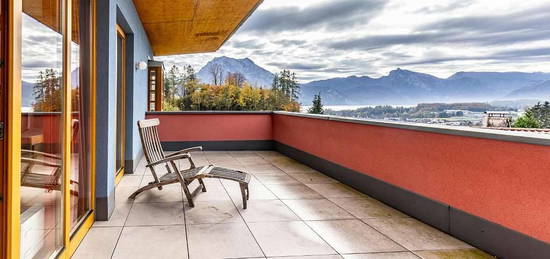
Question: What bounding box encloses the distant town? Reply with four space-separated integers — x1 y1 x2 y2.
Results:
319 103 518 127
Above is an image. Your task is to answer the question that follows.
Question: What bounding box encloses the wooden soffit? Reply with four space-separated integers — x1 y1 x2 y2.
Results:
134 0 263 56
23 0 82 43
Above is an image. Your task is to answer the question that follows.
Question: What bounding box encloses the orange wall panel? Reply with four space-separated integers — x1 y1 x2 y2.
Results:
273 114 550 244
146 113 272 141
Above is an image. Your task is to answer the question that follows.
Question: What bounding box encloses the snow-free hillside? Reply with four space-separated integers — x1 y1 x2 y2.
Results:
197 56 274 87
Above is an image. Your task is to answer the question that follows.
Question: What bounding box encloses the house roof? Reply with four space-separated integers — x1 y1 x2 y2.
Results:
134 0 263 56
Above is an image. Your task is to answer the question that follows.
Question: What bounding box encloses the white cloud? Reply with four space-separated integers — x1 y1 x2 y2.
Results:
154 0 550 82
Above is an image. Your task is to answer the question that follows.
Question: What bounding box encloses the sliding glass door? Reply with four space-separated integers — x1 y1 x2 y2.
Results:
115 25 125 180
17 0 94 258
20 0 65 257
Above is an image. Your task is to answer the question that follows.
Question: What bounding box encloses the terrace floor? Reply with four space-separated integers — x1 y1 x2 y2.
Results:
73 151 492 259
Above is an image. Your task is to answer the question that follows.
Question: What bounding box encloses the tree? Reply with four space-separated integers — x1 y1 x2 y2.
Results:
528 101 550 128
271 73 280 91
164 65 181 107
513 101 550 128
184 65 196 83
513 114 540 128
308 93 324 114
208 63 224 85
273 69 300 101
225 72 247 87
33 68 62 112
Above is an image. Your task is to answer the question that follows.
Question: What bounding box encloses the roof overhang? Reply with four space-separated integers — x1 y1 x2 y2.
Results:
133 0 263 56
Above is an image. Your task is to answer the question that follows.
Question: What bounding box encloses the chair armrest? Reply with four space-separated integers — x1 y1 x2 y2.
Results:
22 149 62 160
21 157 61 168
165 146 203 158
146 154 189 168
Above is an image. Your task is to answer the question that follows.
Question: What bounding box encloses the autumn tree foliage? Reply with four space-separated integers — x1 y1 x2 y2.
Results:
225 72 247 87
163 65 300 112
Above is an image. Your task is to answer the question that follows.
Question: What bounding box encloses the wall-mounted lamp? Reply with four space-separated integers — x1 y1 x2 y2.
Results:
135 61 148 70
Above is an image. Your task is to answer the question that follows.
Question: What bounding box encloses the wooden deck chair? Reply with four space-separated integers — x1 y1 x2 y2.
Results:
130 118 251 208
21 120 81 194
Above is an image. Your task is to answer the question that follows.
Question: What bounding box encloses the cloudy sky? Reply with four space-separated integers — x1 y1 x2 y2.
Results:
157 0 550 83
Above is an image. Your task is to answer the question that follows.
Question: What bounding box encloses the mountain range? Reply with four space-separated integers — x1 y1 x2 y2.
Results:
195 56 550 105
300 69 550 105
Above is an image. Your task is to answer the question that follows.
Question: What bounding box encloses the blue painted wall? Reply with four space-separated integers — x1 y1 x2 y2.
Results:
95 0 152 220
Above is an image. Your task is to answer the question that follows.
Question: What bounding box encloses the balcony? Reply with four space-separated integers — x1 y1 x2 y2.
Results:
73 111 550 258
73 150 488 259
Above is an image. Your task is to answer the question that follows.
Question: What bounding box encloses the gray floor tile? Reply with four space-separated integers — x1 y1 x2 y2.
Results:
307 183 366 198
268 256 343 259
224 178 279 201
72 227 122 259
290 172 339 184
187 222 264 259
364 218 473 251
342 252 419 259
184 200 242 225
265 184 323 200
239 199 300 222
93 202 132 227
112 226 187 259
255 174 302 185
126 202 185 226
414 249 494 259
117 175 143 187
329 198 408 219
283 199 354 220
133 185 183 203
248 221 337 257
307 219 405 254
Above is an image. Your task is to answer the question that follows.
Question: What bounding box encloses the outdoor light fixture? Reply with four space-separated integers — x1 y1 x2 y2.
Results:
136 61 148 70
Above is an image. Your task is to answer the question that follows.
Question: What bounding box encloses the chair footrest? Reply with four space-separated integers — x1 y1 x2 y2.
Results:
205 166 251 183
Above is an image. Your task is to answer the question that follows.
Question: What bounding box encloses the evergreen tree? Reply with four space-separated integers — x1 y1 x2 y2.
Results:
184 65 196 83
273 69 300 101
271 74 280 91
290 72 300 101
308 93 324 114
33 68 62 112
164 65 181 106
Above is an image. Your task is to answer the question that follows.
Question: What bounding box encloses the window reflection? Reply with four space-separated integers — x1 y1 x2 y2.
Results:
21 0 64 257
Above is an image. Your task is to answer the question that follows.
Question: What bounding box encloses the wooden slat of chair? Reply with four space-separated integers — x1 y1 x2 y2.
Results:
131 118 251 209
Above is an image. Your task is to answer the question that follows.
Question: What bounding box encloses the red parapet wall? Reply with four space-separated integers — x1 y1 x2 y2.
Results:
146 113 273 142
273 114 550 244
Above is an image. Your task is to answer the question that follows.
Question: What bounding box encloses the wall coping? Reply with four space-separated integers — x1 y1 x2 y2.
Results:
147 111 273 115
273 111 550 146
146 111 550 146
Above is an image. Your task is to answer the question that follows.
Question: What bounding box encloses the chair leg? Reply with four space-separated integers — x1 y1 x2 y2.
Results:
129 183 159 199
239 183 247 209
180 180 195 207
198 178 207 192
246 185 250 200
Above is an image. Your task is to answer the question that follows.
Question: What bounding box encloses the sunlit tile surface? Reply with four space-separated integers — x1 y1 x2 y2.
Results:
74 151 491 259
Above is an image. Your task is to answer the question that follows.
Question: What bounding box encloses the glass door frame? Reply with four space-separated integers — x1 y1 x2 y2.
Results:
5 0 97 258
0 0 8 256
114 24 125 185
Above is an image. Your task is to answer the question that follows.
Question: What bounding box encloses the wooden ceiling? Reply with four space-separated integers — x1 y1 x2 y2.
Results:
134 0 263 56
